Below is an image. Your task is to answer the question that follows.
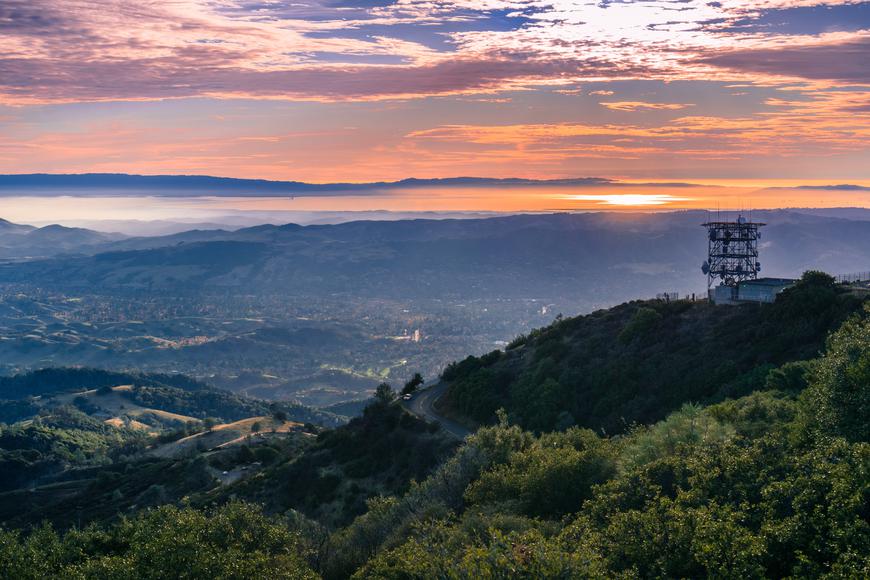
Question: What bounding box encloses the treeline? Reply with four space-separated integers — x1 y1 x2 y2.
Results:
347 303 869 577
0 367 209 399
3 300 868 577
444 271 863 433
0 367 345 428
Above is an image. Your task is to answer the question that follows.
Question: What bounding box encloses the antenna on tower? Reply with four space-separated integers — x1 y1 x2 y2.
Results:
701 212 765 290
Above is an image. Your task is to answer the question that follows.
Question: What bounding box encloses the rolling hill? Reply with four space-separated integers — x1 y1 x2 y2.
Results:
0 367 344 529
0 221 124 259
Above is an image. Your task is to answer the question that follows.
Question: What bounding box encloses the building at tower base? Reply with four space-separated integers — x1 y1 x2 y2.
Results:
709 277 796 305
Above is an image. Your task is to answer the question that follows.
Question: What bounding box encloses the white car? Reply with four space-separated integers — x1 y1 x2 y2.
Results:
402 393 413 400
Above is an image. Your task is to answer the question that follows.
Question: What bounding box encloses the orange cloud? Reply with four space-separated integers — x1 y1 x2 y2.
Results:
398 88 870 177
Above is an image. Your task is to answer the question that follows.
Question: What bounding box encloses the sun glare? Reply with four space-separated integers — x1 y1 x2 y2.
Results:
563 194 689 206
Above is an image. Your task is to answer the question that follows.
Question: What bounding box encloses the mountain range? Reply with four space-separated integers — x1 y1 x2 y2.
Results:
0 173 624 196
0 220 123 260
4 210 870 302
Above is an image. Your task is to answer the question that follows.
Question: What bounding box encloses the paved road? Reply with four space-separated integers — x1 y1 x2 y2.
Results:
403 382 472 439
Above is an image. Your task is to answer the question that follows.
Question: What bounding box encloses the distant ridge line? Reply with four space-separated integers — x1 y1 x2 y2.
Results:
0 173 702 197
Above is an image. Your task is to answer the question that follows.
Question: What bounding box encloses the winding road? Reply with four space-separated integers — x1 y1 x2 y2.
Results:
403 382 472 439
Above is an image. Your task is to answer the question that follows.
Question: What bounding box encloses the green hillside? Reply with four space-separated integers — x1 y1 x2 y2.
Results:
0 381 454 532
0 367 346 529
202 394 458 527
442 271 864 433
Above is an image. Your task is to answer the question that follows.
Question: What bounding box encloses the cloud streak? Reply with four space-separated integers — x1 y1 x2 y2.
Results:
698 37 870 83
599 101 695 111
0 0 867 183
1 0 869 105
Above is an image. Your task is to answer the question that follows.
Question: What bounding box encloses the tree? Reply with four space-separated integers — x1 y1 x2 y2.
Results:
374 383 396 405
618 306 662 344
238 445 256 463
251 421 262 433
401 373 424 396
799 307 870 442
765 360 813 393
203 417 218 432
466 427 616 518
800 270 836 287
0 502 317 579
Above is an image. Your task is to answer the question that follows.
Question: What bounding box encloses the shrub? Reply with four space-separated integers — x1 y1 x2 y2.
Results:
799 306 870 442
618 306 662 344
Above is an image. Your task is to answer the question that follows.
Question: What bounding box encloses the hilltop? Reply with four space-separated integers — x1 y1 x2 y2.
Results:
0 220 122 259
0 367 342 427
441 271 866 433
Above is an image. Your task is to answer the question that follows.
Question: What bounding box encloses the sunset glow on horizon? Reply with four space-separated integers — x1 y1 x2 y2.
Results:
5 181 870 226
1 1 868 211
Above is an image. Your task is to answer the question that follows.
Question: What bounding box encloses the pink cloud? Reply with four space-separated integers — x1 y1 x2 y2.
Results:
2 0 868 106
600 101 694 112
0 50 645 104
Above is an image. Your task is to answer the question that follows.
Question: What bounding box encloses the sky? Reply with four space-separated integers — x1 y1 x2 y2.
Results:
1 0 869 212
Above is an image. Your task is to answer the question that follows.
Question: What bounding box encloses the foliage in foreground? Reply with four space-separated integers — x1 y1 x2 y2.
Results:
0 502 316 579
345 304 870 578
353 397 868 579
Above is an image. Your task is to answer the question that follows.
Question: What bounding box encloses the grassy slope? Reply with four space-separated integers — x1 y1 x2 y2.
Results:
0 372 337 529
148 416 303 459
0 417 316 530
204 400 457 527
